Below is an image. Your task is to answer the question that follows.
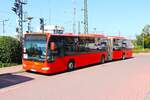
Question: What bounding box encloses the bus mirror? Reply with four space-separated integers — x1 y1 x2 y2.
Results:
50 42 56 50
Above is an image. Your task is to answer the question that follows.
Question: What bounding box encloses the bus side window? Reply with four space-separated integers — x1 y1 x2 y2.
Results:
113 39 122 50
48 37 64 58
63 37 77 55
122 43 127 48
125 40 134 49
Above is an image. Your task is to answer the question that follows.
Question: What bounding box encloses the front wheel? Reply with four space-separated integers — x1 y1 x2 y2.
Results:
68 61 75 71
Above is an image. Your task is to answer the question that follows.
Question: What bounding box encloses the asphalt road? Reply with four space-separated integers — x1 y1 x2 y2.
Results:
0 54 150 100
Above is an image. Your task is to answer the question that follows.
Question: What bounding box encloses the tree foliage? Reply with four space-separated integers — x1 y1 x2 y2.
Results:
0 36 22 64
136 25 150 48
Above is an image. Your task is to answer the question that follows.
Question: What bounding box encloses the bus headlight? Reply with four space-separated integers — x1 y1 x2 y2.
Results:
41 67 50 71
23 64 27 67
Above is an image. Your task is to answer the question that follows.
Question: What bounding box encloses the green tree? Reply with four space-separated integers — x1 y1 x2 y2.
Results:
0 36 22 64
136 25 150 48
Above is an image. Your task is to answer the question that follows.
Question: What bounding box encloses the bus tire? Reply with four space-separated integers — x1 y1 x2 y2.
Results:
101 55 105 64
68 61 75 71
122 53 126 60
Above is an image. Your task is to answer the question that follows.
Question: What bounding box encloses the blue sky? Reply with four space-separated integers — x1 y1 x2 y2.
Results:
0 0 150 39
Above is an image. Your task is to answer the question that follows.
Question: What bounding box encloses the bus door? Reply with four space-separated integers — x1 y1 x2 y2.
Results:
107 38 113 61
47 36 68 73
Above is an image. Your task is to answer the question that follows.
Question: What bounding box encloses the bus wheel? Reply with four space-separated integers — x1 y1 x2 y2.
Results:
122 54 126 60
68 61 75 71
101 55 105 64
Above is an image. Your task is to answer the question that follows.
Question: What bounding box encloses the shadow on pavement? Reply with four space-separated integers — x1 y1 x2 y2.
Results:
0 73 34 89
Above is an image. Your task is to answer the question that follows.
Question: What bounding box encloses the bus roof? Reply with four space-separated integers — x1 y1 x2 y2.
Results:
25 32 106 38
52 33 106 38
108 36 127 40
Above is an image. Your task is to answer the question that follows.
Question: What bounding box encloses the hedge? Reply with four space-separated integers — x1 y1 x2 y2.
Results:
0 61 18 68
0 36 22 65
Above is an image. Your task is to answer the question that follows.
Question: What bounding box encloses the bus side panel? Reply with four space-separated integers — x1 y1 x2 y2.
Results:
75 53 100 68
62 53 97 69
112 50 123 60
46 53 101 74
75 52 107 68
73 54 86 68
47 54 91 74
125 49 133 58
47 57 68 74
47 53 100 73
23 52 108 74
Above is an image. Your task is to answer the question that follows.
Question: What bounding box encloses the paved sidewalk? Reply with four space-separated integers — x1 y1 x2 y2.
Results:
0 53 150 100
0 65 23 75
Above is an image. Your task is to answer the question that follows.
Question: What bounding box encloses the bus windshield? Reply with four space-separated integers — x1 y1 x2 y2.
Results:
24 35 47 62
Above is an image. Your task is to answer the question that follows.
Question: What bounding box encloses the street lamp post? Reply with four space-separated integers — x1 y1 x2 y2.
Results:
84 0 88 34
12 0 27 41
72 0 76 34
40 18 44 34
143 33 145 51
93 27 97 33
0 19 9 35
78 21 81 34
26 16 33 33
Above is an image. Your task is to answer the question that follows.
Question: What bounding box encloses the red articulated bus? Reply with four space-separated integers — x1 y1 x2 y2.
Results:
23 33 109 74
107 36 133 60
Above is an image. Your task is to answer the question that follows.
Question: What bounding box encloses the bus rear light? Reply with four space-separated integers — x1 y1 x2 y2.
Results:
41 67 50 71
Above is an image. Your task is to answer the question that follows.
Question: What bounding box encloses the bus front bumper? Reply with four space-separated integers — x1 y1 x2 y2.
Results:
23 61 51 74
